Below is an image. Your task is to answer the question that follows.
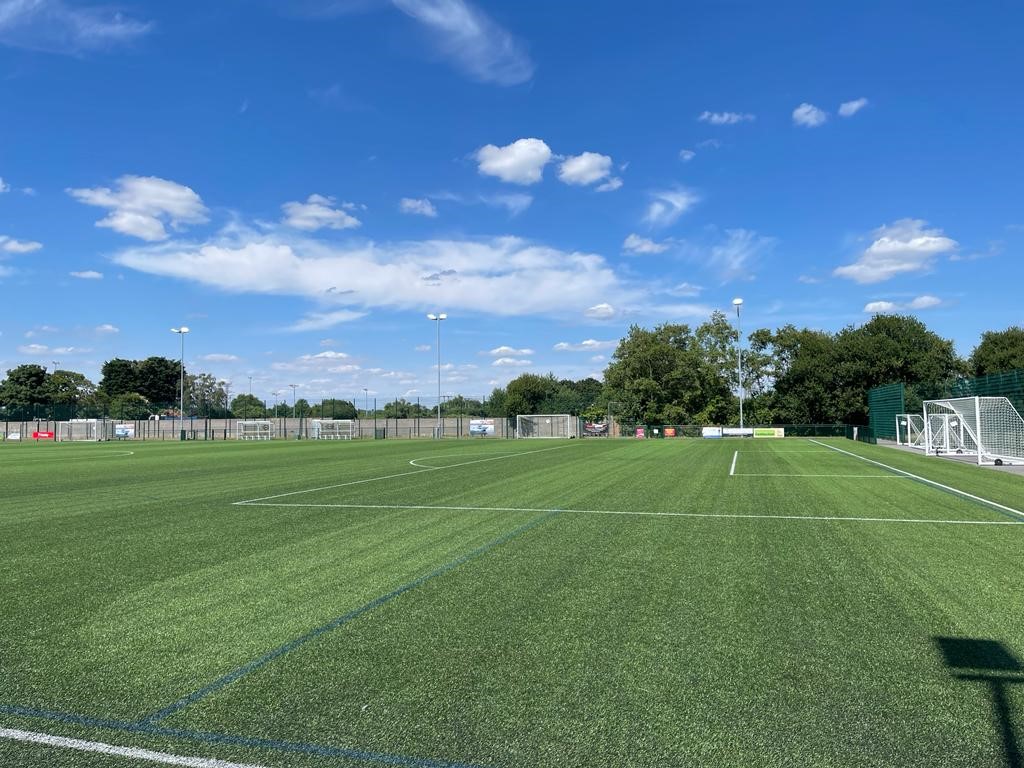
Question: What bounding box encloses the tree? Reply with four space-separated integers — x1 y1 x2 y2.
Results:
230 394 266 419
502 373 560 417
186 373 227 416
137 357 181 404
44 370 96 405
0 364 49 413
294 398 312 417
99 358 139 397
311 399 357 420
109 392 153 420
969 326 1024 377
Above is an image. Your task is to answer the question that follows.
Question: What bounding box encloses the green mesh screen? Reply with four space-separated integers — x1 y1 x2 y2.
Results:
868 382 905 440
949 369 1024 415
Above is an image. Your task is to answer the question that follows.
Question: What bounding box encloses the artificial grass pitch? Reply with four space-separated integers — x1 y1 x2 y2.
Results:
1 437 1024 767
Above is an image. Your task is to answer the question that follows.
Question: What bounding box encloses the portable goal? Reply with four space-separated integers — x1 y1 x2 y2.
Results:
236 420 273 441
922 396 1024 465
311 419 354 440
516 414 578 439
895 414 925 450
57 419 105 442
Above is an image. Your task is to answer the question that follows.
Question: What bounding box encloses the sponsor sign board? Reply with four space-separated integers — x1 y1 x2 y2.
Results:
702 427 723 439
469 419 495 436
664 427 677 437
722 427 754 437
635 427 646 438
32 431 55 440
583 422 609 437
753 427 786 438
115 425 136 438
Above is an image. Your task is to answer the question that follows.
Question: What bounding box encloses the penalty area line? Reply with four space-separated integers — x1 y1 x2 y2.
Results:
236 501 1022 526
0 728 267 768
809 439 1024 520
729 450 737 476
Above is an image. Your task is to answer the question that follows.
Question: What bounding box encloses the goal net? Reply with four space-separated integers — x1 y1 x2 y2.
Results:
923 396 1024 465
236 420 273 441
57 419 105 442
311 419 354 440
895 414 925 449
516 414 577 439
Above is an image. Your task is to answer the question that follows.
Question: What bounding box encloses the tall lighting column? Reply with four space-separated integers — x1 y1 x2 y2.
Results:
171 326 190 441
289 383 298 439
732 298 744 429
427 313 447 437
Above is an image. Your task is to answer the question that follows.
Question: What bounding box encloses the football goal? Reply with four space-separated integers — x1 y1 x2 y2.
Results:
895 414 925 449
310 419 354 440
236 420 273 441
516 414 578 439
923 396 1024 465
57 419 105 442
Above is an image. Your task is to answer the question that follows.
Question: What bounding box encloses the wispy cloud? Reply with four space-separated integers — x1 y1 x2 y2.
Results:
698 111 755 125
282 194 361 231
643 187 700 228
554 339 617 352
839 97 868 117
70 270 103 279
0 235 42 253
623 233 669 255
399 197 438 217
0 0 153 54
835 219 957 284
864 295 941 313
391 0 534 86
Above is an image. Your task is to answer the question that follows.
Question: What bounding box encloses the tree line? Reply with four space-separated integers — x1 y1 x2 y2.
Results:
1 317 1022 425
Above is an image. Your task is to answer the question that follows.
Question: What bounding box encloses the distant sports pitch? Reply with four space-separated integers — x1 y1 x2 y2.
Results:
2 437 1023 767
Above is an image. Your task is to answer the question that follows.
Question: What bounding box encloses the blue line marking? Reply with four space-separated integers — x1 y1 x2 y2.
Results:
0 703 485 767
142 510 561 725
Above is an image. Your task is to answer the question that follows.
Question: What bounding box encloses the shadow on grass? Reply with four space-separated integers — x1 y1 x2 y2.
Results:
934 637 1024 768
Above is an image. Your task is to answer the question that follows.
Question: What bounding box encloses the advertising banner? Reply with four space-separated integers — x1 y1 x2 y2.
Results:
722 427 754 437
32 431 55 440
469 419 495 436
635 427 646 438
753 427 785 438
702 427 723 439
663 427 677 437
583 422 609 437
114 425 136 438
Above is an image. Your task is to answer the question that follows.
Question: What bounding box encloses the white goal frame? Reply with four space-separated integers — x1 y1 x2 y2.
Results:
515 414 578 439
56 419 105 442
236 420 273 441
896 414 925 450
311 419 354 440
923 396 1024 465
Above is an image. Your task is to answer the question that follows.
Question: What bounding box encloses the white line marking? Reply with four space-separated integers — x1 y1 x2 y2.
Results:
732 473 904 478
233 445 574 505
236 501 1021 526
809 439 1024 519
729 450 738 476
0 728 267 768
409 451 521 468
0 450 135 461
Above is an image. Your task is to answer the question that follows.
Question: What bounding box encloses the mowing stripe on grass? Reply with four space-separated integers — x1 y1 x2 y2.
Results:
233 445 573 505
0 728 268 768
0 705 484 768
809 439 1024 520
235 501 1021 525
141 510 562 725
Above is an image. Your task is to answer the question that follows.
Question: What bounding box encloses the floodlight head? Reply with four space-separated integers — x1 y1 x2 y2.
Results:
732 297 743 307
438 313 447 320
171 326 190 334
427 313 438 320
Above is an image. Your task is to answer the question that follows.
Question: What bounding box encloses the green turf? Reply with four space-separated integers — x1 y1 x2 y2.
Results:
2 437 1024 767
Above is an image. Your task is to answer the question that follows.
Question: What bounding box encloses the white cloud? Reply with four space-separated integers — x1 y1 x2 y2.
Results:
839 97 868 117
558 152 613 186
668 282 702 297
415 344 431 352
67 175 208 241
391 0 534 86
70 270 103 279
0 177 8 193
95 323 119 334
697 138 721 149
834 219 957 284
596 177 623 192
488 345 534 356
0 0 152 53
111 227 632 320
17 343 48 354
476 138 552 185
554 339 617 352
590 355 606 363
584 302 616 320
399 197 438 217
643 187 700 228
798 275 822 284
0 235 43 253
864 295 942 313
287 309 367 331
708 229 775 281
481 193 533 215
200 353 240 362
678 149 695 162
282 194 361 231
623 233 669 255
319 338 335 347
51 346 88 355
792 103 828 127
25 325 58 338
492 357 531 367
698 111 755 125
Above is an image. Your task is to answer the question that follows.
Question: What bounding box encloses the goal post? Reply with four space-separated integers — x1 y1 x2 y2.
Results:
896 414 925 449
310 419 354 440
56 419 105 442
236 420 273 441
515 414 578 439
923 396 1024 465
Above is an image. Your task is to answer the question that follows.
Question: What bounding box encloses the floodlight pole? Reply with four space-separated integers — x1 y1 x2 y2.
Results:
171 327 190 440
289 383 298 438
427 313 447 437
732 298 744 429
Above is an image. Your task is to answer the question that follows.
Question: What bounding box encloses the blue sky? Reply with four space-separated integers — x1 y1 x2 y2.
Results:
1 0 1021 406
